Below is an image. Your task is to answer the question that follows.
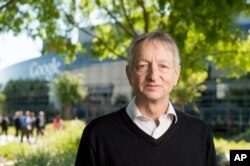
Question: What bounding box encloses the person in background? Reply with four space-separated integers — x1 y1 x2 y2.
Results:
13 111 21 137
20 110 31 143
30 112 36 137
53 114 62 130
36 111 46 137
1 114 9 136
75 32 217 166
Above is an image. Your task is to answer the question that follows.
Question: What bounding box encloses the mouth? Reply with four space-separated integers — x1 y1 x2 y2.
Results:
145 84 161 88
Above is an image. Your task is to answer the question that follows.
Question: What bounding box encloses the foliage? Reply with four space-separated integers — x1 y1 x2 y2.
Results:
50 71 88 119
214 137 250 166
0 142 30 160
1 0 250 106
0 92 5 114
171 71 207 107
214 137 250 154
231 129 250 142
0 120 84 166
0 92 6 102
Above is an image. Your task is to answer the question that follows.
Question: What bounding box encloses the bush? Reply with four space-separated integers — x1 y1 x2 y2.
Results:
214 137 250 166
0 120 85 166
231 129 250 142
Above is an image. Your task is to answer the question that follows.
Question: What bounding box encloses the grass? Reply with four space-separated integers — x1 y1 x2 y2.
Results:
214 138 250 154
214 129 250 154
0 120 85 166
214 132 250 166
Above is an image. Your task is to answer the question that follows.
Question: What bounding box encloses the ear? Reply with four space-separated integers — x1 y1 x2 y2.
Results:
126 65 133 86
174 65 181 86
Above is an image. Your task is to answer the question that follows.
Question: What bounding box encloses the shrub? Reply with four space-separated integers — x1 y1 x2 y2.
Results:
0 120 85 166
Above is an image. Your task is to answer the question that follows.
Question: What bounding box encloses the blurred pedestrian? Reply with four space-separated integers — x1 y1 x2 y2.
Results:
1 114 9 136
20 110 31 143
36 111 46 136
53 115 62 130
30 112 36 137
13 111 21 137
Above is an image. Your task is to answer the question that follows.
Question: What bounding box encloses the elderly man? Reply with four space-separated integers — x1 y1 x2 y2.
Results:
75 32 217 166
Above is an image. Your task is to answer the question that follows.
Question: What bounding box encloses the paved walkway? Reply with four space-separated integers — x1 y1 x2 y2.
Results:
0 135 36 146
0 159 14 166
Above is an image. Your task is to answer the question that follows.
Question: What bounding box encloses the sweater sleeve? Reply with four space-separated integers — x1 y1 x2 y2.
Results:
75 126 97 166
205 127 218 166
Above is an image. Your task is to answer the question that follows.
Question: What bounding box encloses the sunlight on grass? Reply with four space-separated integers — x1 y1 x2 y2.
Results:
0 120 85 166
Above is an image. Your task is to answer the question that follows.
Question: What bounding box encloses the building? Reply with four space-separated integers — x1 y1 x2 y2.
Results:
0 54 131 122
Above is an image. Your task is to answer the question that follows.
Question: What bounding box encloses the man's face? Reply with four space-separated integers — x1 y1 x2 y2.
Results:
126 41 180 102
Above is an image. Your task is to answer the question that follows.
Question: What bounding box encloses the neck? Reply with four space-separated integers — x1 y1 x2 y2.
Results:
135 97 169 122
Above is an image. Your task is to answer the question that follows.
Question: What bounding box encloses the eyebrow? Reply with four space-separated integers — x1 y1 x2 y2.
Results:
136 59 171 64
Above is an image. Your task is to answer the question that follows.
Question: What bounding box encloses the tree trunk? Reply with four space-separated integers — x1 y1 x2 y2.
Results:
63 104 72 120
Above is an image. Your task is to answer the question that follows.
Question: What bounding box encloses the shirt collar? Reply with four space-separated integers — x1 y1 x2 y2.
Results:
126 97 178 123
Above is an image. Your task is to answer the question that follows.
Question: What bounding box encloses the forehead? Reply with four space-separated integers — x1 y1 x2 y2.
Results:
133 40 174 61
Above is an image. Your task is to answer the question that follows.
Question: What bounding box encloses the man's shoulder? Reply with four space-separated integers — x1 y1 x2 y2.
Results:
175 110 210 129
84 107 126 132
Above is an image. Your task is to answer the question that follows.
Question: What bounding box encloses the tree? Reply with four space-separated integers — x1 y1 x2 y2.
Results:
0 92 6 114
0 92 5 102
50 72 88 119
1 0 250 107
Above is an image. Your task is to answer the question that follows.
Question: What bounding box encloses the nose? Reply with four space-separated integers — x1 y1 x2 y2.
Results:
147 63 159 81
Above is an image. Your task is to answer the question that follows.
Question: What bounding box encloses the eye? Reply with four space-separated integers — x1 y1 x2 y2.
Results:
159 64 168 68
159 64 170 72
138 64 146 68
136 63 149 71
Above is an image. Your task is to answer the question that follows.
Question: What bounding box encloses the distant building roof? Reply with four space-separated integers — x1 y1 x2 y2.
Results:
0 53 124 86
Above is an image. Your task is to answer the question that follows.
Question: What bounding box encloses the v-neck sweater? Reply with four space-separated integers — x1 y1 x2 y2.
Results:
75 107 217 166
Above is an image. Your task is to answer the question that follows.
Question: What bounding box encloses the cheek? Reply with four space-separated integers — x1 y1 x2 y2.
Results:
131 74 145 88
161 75 175 85
136 74 147 84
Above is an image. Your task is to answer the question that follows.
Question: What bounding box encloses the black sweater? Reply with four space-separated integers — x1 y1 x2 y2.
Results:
75 107 217 166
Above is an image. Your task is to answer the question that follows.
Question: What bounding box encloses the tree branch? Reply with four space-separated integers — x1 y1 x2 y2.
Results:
79 27 125 58
187 50 250 67
103 7 134 37
152 2 165 17
64 11 126 59
137 0 149 32
152 2 166 31
208 50 250 56
120 0 137 36
0 0 15 11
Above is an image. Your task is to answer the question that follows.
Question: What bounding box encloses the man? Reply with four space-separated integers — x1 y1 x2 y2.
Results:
1 114 9 136
13 111 21 137
36 111 46 136
75 32 217 166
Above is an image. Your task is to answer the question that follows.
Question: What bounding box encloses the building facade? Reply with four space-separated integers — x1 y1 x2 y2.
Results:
0 54 132 122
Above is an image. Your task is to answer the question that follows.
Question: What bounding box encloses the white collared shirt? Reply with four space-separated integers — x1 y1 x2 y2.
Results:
126 97 178 139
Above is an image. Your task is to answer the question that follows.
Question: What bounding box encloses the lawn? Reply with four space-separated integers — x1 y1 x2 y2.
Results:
0 120 85 166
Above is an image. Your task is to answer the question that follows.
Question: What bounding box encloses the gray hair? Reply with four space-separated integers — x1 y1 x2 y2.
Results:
127 32 180 71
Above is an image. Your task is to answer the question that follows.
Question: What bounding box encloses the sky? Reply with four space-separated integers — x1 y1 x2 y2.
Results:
0 32 42 71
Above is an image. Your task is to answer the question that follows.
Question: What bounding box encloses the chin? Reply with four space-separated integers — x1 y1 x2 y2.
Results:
143 93 164 101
